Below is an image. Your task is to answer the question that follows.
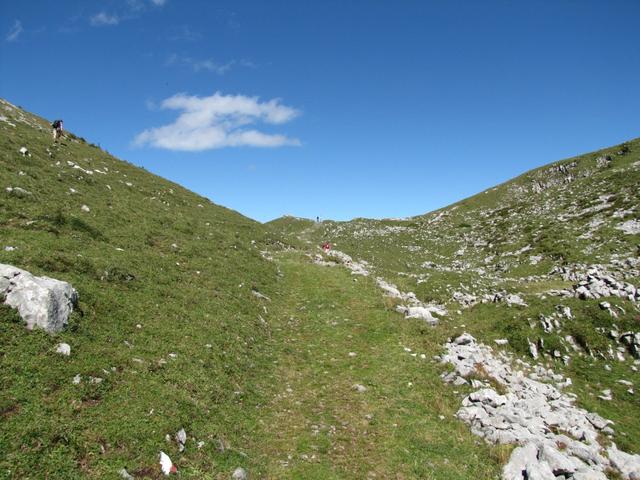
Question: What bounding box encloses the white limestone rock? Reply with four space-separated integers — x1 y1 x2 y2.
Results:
0 264 78 333
442 333 638 480
55 343 71 356
232 467 248 480
616 219 640 235
502 443 538 480
607 444 640 480
176 428 187 452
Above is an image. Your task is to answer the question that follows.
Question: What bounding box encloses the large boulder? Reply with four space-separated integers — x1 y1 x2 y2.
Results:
0 264 78 333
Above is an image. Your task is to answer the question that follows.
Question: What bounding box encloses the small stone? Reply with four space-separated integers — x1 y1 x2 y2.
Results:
232 467 247 480
80 205 90 212
454 333 475 345
176 428 187 452
55 343 71 356
72 374 81 384
598 389 612 401
119 468 135 480
352 383 367 393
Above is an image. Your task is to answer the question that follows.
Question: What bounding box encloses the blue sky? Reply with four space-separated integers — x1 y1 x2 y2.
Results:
1 1 639 222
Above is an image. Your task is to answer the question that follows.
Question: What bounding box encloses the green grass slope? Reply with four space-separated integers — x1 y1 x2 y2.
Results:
0 98 282 478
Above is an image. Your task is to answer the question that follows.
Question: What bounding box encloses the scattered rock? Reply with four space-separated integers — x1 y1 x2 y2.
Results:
616 219 640 235
55 343 71 356
80 204 90 213
118 468 135 480
175 428 187 452
352 383 367 393
598 389 612 401
571 268 638 302
596 155 611 168
232 467 248 480
6 186 32 197
251 289 271 301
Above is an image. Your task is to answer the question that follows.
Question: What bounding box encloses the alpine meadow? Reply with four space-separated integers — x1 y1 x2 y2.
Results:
1 1 640 479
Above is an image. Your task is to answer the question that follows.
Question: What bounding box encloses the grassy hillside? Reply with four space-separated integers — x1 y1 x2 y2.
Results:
0 99 282 478
272 139 640 454
2 97 639 479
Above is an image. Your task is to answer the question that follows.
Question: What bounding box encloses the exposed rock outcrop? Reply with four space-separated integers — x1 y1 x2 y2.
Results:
0 264 78 333
441 333 640 480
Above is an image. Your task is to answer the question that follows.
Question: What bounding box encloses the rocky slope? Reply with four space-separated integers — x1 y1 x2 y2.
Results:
270 138 640 478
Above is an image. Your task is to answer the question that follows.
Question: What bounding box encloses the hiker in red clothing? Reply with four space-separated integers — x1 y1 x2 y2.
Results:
321 241 331 252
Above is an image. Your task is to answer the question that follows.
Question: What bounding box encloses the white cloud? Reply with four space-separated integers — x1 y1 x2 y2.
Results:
150 0 167 5
90 12 120 26
134 92 301 151
5 20 23 42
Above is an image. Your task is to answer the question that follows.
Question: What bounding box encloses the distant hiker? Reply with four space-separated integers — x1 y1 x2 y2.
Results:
322 241 331 252
316 216 320 222
52 119 63 142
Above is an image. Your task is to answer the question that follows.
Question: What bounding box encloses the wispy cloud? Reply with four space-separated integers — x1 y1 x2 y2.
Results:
90 0 164 27
5 20 23 42
166 54 256 75
127 0 166 10
134 92 301 151
90 12 120 26
168 25 202 42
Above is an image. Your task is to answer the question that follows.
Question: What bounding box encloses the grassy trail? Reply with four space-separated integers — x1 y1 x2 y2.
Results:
245 252 507 479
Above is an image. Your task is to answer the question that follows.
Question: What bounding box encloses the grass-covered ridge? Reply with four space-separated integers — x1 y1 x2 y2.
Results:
0 98 283 478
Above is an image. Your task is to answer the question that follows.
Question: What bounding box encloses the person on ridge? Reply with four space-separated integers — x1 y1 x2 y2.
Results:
52 119 63 142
